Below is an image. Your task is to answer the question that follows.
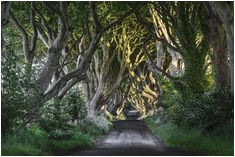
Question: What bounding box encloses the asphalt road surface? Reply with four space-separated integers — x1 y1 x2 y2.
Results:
68 120 200 156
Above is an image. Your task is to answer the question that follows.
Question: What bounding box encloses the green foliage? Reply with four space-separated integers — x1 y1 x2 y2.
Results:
10 2 31 26
145 119 234 156
68 2 89 28
1 120 105 156
40 89 86 132
168 88 233 129
158 73 233 129
1 42 103 155
2 45 23 133
1 41 37 133
77 119 106 137
2 125 50 156
181 53 208 94
2 27 44 133
157 2 210 94
1 129 92 156
48 129 74 140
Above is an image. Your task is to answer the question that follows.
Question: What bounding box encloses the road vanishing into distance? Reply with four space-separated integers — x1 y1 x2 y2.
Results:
68 120 200 156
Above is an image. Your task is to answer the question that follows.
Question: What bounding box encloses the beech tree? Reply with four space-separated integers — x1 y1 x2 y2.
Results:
135 2 212 95
205 3 230 90
209 2 234 93
2 1 233 130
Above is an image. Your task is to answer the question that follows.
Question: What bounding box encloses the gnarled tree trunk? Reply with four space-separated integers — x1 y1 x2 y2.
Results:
209 2 234 93
207 5 230 90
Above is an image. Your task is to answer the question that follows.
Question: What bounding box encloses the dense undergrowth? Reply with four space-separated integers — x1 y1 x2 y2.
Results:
145 79 234 156
146 119 233 156
2 121 106 156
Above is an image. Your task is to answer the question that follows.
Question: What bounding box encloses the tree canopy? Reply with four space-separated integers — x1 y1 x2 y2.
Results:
1 1 233 133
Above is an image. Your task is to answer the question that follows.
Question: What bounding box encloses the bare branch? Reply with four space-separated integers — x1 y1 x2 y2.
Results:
43 5 135 101
84 17 92 41
89 2 102 33
43 2 69 40
135 9 180 52
94 50 101 82
30 2 38 56
58 78 84 99
164 21 180 50
43 36 98 100
33 3 52 43
58 2 69 33
45 74 86 101
1 1 11 27
155 34 180 52
37 26 49 47
58 34 84 74
9 11 31 62
142 35 178 82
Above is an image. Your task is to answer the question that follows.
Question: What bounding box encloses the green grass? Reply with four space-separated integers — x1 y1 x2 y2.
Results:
145 118 234 156
2 122 106 156
1 130 93 156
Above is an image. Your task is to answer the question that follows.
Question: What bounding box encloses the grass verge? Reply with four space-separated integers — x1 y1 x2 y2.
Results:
2 121 106 156
145 118 234 156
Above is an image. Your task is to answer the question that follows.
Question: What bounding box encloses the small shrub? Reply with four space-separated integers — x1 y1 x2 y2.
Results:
40 89 86 132
77 120 106 137
48 129 73 140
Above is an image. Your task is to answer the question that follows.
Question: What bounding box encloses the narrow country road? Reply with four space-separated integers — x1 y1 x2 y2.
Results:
68 120 200 156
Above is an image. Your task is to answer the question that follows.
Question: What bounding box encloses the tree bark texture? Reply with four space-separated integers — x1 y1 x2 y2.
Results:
209 2 234 93
207 6 230 90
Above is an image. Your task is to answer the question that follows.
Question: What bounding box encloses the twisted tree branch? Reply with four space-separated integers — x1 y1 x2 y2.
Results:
142 35 180 83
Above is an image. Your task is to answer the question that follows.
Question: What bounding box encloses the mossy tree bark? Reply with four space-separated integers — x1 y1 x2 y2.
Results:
206 4 230 90
209 2 234 94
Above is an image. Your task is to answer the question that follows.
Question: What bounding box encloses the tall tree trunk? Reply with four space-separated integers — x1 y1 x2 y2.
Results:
86 84 103 116
209 2 234 94
207 8 230 90
156 41 163 67
182 50 207 94
36 50 60 92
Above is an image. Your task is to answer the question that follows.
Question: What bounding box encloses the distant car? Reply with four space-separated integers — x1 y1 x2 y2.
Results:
126 110 140 120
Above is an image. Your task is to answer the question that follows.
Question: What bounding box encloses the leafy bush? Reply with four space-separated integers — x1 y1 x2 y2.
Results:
1 120 103 156
168 88 233 129
1 41 42 133
40 89 86 132
77 119 106 137
1 44 28 133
